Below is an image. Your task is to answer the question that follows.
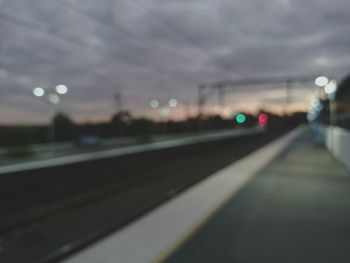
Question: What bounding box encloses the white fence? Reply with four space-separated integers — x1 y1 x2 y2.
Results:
313 123 350 172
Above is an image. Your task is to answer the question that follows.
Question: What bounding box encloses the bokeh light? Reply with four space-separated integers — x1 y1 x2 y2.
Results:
235 113 247 124
150 99 160 109
258 113 268 127
55 84 68 95
315 76 329 87
33 87 45 97
48 93 60 105
168 98 178 108
324 79 337 95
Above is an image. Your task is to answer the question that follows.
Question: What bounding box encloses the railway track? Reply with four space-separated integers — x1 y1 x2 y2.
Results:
0 129 289 263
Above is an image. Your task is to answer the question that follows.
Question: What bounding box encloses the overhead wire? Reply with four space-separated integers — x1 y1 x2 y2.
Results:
53 0 194 65
129 0 220 64
0 10 131 93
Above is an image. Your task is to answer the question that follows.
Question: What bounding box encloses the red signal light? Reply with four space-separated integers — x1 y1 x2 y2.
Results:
258 113 268 127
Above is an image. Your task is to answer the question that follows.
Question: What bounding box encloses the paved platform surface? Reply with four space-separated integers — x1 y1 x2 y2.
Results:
62 128 300 263
164 129 350 263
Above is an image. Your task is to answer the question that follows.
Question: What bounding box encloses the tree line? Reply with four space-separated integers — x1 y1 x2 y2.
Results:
0 111 306 147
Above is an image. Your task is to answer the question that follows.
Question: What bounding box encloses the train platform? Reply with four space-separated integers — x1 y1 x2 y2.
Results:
63 126 350 263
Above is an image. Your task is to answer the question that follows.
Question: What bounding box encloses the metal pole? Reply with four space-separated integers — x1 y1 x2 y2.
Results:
329 96 335 154
183 101 189 120
218 85 225 109
115 91 123 112
285 79 291 116
198 84 205 116
50 106 56 156
329 94 336 126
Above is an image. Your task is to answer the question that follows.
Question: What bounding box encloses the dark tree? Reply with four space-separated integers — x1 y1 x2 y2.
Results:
53 112 76 142
110 111 132 136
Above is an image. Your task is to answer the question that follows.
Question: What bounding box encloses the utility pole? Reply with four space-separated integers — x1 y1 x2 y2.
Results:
115 90 123 113
285 79 291 116
198 75 317 116
198 84 205 116
218 84 225 109
183 100 190 120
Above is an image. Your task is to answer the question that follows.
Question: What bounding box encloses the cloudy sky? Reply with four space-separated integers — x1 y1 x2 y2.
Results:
1 0 350 123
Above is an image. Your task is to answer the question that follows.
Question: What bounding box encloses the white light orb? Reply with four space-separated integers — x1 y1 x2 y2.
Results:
315 76 329 87
55 84 68 94
33 87 45 97
150 99 160 109
324 79 337 95
160 107 170 117
168 98 178 108
48 93 60 104
310 99 320 108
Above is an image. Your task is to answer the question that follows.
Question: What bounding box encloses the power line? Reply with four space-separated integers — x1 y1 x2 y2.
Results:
57 0 218 65
197 75 318 115
53 0 191 65
0 11 130 90
1 1 215 79
129 0 220 63
53 0 148 47
0 11 115 56
0 9 156 75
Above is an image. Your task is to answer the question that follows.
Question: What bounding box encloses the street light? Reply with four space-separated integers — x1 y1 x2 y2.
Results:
168 98 178 108
315 75 331 102
32 84 69 145
33 87 45 97
150 99 160 109
149 98 179 121
315 76 329 87
48 93 60 105
323 78 338 153
324 79 337 95
310 99 321 108
325 79 338 126
55 84 68 95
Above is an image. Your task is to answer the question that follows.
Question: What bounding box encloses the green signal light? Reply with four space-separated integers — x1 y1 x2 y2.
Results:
236 113 246 124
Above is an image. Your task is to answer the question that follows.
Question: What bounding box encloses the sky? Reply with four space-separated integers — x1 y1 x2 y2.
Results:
1 0 350 124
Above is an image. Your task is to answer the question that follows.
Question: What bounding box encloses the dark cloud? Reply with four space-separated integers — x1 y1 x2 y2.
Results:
1 0 350 123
